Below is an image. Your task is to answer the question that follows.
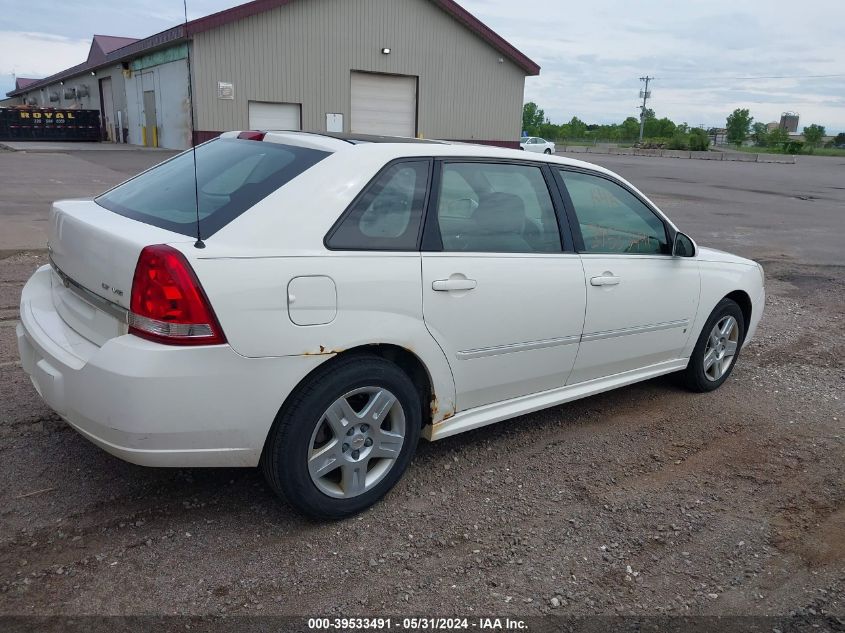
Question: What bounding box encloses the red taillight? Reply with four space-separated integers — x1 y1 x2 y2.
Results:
129 245 226 346
237 131 266 141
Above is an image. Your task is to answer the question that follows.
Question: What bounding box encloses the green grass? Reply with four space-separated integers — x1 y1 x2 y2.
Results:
732 145 845 157
800 147 845 156
552 140 636 148
553 139 599 147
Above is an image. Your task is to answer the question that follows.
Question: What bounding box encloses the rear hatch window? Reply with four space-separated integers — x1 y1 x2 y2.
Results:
96 138 329 237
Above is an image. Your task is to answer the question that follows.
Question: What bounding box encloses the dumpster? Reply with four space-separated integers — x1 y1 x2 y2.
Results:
0 107 101 141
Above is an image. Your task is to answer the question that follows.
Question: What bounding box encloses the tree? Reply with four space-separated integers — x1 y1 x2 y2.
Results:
726 108 753 145
596 124 621 141
767 127 789 147
620 117 641 141
522 102 544 136
803 124 825 147
751 122 768 146
645 116 677 138
567 116 587 139
689 128 710 151
537 122 560 140
667 132 689 150
834 132 845 147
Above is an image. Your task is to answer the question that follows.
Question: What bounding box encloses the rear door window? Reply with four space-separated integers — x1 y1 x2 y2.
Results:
436 162 562 253
325 160 430 250
96 138 329 237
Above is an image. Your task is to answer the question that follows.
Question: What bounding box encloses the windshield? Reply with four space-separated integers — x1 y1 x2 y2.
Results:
96 138 330 237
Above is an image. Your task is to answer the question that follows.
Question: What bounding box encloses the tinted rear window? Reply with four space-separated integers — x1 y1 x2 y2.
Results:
96 138 329 237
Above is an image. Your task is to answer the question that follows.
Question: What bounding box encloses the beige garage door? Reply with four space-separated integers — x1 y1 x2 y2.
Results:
248 101 301 130
351 72 417 137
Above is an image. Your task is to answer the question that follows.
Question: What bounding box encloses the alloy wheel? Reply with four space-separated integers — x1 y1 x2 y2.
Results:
307 387 406 498
703 315 739 381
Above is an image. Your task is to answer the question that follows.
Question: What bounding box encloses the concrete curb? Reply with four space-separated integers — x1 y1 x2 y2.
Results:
557 145 796 164
634 148 663 157
723 152 757 162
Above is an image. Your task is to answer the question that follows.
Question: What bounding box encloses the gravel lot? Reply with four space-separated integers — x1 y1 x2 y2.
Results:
0 147 843 623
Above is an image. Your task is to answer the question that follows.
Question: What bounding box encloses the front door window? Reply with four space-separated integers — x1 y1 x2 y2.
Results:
559 170 669 255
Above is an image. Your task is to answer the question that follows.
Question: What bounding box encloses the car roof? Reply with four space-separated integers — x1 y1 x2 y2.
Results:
310 132 448 145
208 131 671 250
222 130 605 175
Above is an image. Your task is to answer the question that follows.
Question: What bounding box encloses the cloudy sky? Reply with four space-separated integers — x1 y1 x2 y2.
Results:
2 0 843 132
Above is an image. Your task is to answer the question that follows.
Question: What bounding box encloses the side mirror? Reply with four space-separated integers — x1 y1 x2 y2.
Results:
672 231 696 257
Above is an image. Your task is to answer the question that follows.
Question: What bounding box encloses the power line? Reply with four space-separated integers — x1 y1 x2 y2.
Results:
657 73 845 81
727 73 845 80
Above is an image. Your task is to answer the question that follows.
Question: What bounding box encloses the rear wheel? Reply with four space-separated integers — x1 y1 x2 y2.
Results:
681 298 745 392
544 148 552 154
261 355 421 519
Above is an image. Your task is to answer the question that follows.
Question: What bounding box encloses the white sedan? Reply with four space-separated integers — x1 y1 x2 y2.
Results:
18 131 764 519
520 136 556 154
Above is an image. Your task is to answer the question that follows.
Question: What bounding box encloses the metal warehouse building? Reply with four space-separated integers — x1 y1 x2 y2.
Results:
6 0 539 149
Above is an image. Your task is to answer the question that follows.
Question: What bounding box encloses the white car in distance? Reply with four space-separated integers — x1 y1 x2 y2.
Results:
17 131 764 519
520 136 556 154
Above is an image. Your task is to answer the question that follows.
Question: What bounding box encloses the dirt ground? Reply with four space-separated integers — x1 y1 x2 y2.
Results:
0 149 843 624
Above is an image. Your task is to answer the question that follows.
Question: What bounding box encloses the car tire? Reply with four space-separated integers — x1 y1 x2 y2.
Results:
680 298 745 393
544 148 552 154
261 354 421 520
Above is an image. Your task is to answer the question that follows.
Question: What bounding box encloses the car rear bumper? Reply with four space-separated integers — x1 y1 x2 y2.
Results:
17 265 324 467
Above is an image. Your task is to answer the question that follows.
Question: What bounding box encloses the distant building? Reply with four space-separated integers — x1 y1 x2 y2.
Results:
766 121 780 132
13 77 40 94
779 112 799 133
5 0 538 149
709 128 728 145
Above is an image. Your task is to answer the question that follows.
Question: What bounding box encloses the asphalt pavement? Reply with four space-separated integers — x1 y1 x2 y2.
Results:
1 144 842 267
557 152 845 267
0 146 178 252
0 144 843 618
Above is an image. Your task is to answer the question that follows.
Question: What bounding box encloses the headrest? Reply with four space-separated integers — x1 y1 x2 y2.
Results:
472 192 526 234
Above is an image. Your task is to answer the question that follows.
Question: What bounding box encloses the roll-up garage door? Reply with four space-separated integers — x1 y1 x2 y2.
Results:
248 101 301 130
350 72 417 137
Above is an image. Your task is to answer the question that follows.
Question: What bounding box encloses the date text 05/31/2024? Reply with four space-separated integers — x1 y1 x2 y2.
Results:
307 617 528 630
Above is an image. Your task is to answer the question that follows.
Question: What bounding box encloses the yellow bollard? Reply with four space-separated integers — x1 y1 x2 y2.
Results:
152 127 158 148
142 126 147 146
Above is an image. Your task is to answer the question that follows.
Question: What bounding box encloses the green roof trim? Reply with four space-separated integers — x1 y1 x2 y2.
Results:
130 43 188 72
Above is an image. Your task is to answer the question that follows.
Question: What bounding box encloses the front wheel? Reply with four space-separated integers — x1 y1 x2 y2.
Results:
261 355 421 519
544 148 552 154
680 298 745 392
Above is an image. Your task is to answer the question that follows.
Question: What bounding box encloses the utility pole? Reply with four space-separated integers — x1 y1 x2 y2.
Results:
638 76 653 143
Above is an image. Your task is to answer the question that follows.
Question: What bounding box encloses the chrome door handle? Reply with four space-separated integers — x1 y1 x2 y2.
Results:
432 278 477 291
590 274 621 287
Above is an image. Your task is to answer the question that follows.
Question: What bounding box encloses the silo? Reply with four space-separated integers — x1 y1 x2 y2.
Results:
779 112 799 133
